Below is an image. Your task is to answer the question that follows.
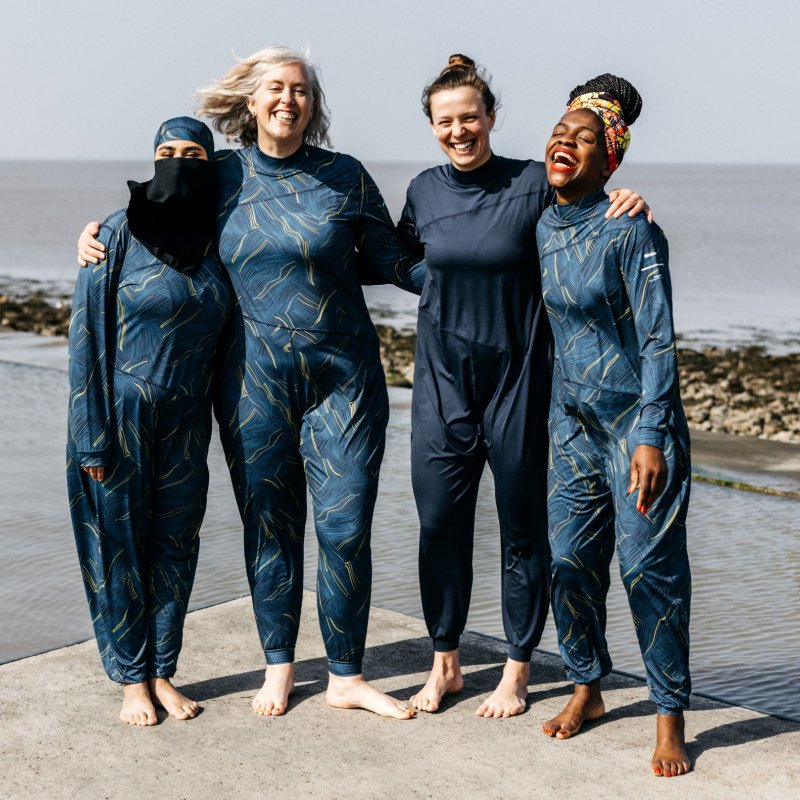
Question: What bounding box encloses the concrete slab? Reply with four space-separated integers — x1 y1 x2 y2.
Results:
2 594 798 799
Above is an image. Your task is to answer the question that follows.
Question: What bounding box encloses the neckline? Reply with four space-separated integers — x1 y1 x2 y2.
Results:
446 153 498 186
552 187 608 219
247 143 311 175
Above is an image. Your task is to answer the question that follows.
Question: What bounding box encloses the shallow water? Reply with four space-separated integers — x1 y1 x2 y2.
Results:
1 339 798 721
1 161 800 351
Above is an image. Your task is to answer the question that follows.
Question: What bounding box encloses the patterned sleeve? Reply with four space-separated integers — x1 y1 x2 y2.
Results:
620 221 678 449
353 163 426 295
67 212 126 465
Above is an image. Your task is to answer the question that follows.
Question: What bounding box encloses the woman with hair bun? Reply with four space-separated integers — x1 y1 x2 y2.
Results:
403 55 650 718
537 75 692 778
79 46 425 720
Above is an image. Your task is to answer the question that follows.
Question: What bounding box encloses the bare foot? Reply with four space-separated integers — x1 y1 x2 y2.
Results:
327 673 415 719
476 658 529 718
148 677 200 720
252 663 295 716
652 713 691 777
120 682 158 727
541 681 605 739
410 650 464 713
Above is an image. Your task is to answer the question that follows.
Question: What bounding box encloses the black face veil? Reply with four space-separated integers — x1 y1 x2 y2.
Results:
126 159 217 273
126 117 217 274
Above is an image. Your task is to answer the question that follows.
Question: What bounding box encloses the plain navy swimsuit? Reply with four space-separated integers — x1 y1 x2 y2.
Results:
399 154 554 660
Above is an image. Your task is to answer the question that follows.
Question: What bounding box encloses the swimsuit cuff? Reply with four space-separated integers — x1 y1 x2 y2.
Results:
77 450 107 466
265 648 294 666
637 428 665 449
433 636 460 653
507 645 533 663
656 704 687 716
328 659 363 678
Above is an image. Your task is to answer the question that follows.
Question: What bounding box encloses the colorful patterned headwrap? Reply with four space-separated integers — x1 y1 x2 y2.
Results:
153 116 215 159
566 92 630 173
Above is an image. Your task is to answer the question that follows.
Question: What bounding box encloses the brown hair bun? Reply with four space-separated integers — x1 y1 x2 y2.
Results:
442 54 476 74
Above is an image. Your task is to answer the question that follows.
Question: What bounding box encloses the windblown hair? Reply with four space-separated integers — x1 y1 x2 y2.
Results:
568 73 642 125
421 54 500 120
195 46 332 148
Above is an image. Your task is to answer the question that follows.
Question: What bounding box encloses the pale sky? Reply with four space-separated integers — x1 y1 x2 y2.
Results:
2 0 797 163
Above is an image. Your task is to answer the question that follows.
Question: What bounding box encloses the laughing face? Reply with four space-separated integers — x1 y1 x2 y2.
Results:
545 108 611 203
429 86 495 172
247 62 313 158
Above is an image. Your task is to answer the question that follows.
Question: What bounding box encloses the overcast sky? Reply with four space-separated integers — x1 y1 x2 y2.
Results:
2 0 796 163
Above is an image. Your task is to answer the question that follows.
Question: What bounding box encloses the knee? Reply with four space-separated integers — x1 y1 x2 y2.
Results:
551 555 587 588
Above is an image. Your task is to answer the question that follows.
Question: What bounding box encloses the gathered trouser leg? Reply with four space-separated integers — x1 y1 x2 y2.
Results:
67 374 211 683
217 319 389 676
548 405 692 713
412 313 551 659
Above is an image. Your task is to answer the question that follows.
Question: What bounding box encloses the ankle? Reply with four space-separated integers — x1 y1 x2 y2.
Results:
503 658 530 677
432 650 461 675
572 681 603 703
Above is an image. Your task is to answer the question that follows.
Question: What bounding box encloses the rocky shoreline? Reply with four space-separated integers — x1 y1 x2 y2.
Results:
3 291 799 444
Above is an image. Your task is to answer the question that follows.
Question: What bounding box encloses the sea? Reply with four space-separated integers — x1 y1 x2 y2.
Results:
1 160 798 722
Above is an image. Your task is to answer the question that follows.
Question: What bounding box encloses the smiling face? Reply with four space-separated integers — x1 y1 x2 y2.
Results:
154 140 209 161
429 86 495 172
247 62 313 157
545 109 611 203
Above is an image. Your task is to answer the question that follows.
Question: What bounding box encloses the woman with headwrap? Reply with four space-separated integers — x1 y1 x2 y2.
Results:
402 55 650 719
67 117 232 726
537 75 692 777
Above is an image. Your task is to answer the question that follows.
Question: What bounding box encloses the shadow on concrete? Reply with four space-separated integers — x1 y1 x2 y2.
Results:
177 634 551 707
688 713 800 764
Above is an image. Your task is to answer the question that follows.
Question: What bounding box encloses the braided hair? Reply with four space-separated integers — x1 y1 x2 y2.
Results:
569 74 642 125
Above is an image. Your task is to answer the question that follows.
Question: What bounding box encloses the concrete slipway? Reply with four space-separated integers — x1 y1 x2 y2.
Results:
2 594 798 800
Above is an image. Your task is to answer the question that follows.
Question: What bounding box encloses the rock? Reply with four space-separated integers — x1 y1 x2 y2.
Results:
4 288 800 446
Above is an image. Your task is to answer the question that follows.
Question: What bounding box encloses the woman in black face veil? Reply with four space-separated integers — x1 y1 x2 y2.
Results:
66 117 232 726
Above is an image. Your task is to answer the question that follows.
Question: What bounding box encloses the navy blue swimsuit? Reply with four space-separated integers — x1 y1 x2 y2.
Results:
400 155 554 660
212 144 424 676
67 209 232 683
538 189 691 712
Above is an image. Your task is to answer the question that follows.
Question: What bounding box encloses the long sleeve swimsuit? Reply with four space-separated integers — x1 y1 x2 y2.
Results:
537 189 691 713
399 155 553 660
212 144 425 676
66 210 232 683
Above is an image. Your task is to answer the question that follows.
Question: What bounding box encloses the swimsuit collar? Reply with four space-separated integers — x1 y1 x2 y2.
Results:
446 153 498 187
247 143 310 176
551 187 608 222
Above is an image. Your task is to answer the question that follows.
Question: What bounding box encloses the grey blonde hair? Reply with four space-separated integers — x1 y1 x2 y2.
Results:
195 46 332 148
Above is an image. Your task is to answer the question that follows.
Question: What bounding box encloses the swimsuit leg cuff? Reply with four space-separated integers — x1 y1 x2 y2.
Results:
328 659 363 678
566 664 611 686
433 636 460 653
265 648 295 666
656 705 686 717
507 645 534 663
